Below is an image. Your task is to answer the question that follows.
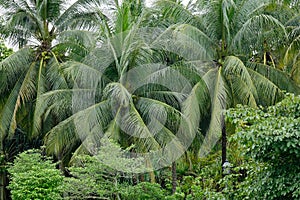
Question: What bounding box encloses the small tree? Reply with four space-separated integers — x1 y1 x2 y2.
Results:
7 149 63 200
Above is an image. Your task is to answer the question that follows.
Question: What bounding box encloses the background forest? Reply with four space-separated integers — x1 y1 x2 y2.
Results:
0 0 300 199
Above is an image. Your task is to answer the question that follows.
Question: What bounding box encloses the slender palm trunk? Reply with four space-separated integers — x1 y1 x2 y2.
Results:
149 171 156 183
58 153 64 172
146 158 156 183
0 141 8 200
0 141 3 200
221 115 226 165
139 173 145 182
171 161 177 194
132 174 138 185
0 170 8 200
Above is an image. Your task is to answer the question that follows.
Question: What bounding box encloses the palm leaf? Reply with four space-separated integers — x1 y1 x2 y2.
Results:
0 48 33 91
55 0 104 31
155 0 202 26
232 14 287 54
199 67 229 157
223 56 258 107
247 62 300 95
134 97 193 168
246 68 284 105
45 100 110 155
0 72 26 139
53 30 97 61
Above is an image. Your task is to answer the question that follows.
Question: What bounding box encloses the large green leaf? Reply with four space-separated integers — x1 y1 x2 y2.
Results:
200 67 229 157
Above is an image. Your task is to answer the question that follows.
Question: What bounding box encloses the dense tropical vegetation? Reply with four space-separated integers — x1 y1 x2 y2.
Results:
0 0 300 199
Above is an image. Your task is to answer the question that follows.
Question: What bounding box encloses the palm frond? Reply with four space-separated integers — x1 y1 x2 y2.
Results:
173 24 217 61
45 100 110 155
183 79 210 123
125 63 192 96
246 67 284 105
0 1 43 46
116 102 161 151
0 49 36 138
285 13 300 27
0 71 26 138
0 63 36 138
104 82 132 106
233 0 269 27
232 14 287 54
149 24 216 62
226 75 257 107
247 62 300 95
36 0 62 22
202 0 235 43
62 60 106 91
46 55 68 90
54 30 97 61
291 59 300 85
134 97 193 167
55 0 104 31
199 67 229 157
223 56 258 107
284 34 300 65
31 88 78 137
154 0 201 26
0 48 34 91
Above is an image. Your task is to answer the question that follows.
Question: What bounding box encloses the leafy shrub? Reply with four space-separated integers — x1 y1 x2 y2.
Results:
226 94 300 199
7 149 63 200
121 182 165 200
63 154 123 199
63 138 146 199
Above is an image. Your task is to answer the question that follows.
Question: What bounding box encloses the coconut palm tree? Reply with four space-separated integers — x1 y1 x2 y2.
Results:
0 0 110 150
148 1 300 192
39 1 198 189
0 0 105 198
155 0 300 165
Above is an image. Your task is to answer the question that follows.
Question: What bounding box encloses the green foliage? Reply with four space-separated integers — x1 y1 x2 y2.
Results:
1 1 300 199
121 182 165 200
0 40 13 61
165 153 225 199
7 149 63 200
63 155 119 199
182 176 225 200
63 138 146 199
226 94 300 199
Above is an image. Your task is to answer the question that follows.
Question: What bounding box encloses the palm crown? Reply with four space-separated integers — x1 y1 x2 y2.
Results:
0 0 104 148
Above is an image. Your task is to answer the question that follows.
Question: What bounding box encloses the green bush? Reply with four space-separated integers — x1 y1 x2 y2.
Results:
121 182 165 200
7 149 63 200
63 138 146 199
227 94 300 199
